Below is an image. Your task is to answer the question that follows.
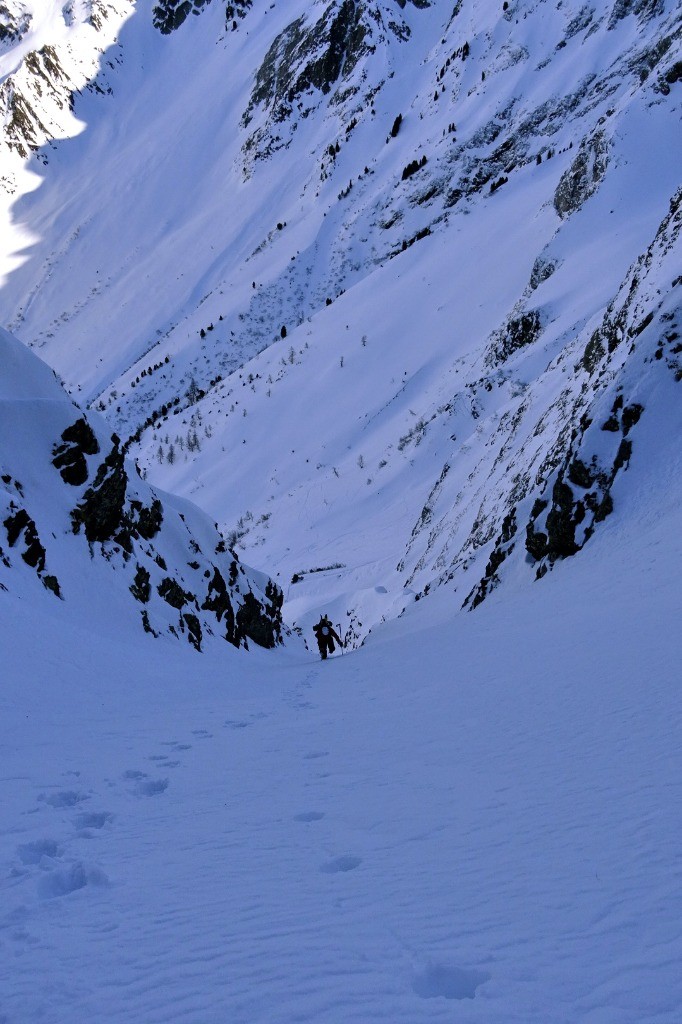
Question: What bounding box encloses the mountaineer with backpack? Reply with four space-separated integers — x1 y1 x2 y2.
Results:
312 615 343 659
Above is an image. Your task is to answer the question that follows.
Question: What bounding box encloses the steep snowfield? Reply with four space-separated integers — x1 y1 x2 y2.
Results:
1 417 680 1022
1 0 680 638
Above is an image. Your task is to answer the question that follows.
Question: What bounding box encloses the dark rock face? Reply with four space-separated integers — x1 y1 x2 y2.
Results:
0 3 32 45
52 417 100 486
529 257 557 291
130 564 151 603
239 0 427 165
152 0 252 34
204 573 283 649
466 177 675 612
525 523 548 561
544 479 580 558
157 576 194 610
567 458 594 489
183 612 202 651
491 310 542 364
607 0 665 30
225 0 253 26
235 589 280 649
4 45 72 158
70 439 128 543
42 574 61 597
247 2 370 124
304 0 368 95
621 403 643 435
152 0 205 35
554 131 609 219
524 398 644 572
3 507 46 572
201 566 237 644
4 507 30 547
55 430 284 649
582 330 606 374
464 509 517 609
202 566 233 619
130 498 164 540
1 336 286 656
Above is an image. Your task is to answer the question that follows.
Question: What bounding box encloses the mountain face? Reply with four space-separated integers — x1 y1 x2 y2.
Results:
0 0 133 164
0 325 286 651
0 0 680 643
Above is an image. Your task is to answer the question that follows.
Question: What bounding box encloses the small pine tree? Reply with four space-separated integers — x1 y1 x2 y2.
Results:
186 378 200 404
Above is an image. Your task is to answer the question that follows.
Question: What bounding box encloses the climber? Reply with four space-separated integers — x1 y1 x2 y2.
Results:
312 615 343 659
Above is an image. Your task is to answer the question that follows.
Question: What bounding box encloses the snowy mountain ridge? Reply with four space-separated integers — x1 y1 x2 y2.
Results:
0 0 680 642
0 0 133 162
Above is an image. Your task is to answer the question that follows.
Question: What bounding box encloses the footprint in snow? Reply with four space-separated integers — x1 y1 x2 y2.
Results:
74 811 113 830
14 841 108 904
412 964 490 1001
224 719 251 730
37 862 109 900
133 778 169 797
192 729 213 738
16 839 62 865
38 790 89 808
320 855 361 874
294 811 325 822
122 769 147 780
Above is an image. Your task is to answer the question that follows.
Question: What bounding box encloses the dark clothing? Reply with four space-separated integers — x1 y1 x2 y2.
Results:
313 617 342 659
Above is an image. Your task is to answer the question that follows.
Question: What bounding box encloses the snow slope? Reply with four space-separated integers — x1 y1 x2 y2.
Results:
1 418 680 1023
1 0 680 639
1 4 681 1018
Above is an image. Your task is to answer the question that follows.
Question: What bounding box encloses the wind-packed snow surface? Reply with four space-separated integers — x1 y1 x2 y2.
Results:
1 439 681 1022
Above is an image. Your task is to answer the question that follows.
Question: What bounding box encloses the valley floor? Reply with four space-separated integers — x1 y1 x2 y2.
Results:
1 504 680 1024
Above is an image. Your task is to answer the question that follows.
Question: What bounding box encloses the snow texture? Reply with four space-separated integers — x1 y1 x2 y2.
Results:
0 1 681 1019
1 468 680 1022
